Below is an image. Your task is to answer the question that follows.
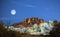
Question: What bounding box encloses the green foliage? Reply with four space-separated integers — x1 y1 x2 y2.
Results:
0 22 21 37
49 22 60 37
0 22 60 37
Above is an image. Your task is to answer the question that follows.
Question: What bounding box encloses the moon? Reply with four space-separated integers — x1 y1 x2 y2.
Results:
11 9 16 15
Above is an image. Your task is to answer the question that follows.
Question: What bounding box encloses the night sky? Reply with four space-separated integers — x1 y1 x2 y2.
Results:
0 0 60 25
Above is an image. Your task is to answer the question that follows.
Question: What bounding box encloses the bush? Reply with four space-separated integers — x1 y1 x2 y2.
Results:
0 22 21 37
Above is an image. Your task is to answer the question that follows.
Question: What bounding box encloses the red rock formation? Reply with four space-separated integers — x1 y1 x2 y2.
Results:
12 17 44 28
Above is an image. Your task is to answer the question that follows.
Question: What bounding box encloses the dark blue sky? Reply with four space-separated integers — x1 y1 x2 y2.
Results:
0 0 60 25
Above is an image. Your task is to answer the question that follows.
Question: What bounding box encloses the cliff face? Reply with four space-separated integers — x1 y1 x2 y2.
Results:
12 17 42 28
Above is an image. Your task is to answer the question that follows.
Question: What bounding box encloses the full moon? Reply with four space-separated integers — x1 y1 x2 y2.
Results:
11 9 16 15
